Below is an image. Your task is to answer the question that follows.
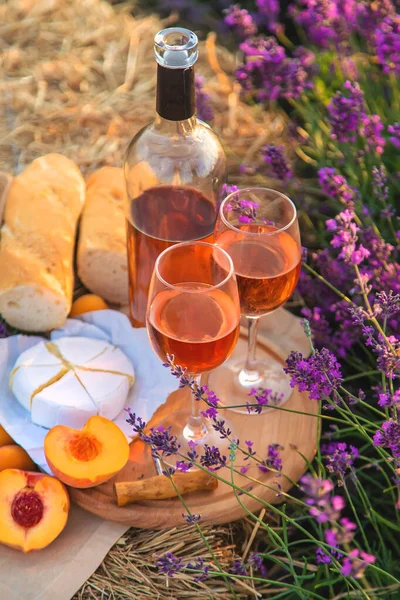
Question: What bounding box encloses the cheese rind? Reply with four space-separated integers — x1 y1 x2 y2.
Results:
10 337 135 429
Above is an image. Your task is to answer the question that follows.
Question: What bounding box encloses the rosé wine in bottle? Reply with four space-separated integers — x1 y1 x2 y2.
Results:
124 28 226 327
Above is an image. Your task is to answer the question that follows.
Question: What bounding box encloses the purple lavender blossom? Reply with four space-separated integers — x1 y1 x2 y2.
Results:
327 81 366 143
225 196 259 223
236 37 310 101
318 167 357 205
186 557 210 583
200 445 227 471
262 145 292 181
321 442 359 479
195 75 214 123
388 123 400 148
248 552 267 576
316 547 332 564
361 327 400 379
229 559 247 576
0 320 11 338
125 410 180 456
374 290 400 318
326 209 370 265
289 0 360 48
154 552 184 577
259 443 283 473
224 4 257 38
284 348 343 402
372 165 389 204
256 0 279 32
375 15 400 74
373 419 400 458
300 474 345 523
182 512 201 524
341 549 376 578
361 115 386 155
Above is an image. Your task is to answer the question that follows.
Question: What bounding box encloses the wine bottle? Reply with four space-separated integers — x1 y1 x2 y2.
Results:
124 27 227 327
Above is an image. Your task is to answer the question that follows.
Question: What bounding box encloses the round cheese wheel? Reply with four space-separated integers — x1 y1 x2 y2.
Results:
10 337 135 430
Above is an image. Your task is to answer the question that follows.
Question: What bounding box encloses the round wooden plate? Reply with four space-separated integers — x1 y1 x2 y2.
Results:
69 328 318 529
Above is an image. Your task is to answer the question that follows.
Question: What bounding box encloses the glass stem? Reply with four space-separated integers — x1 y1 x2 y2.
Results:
184 375 207 442
245 317 260 374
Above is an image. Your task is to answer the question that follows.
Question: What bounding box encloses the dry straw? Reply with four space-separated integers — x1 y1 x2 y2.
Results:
0 1 289 596
0 0 286 180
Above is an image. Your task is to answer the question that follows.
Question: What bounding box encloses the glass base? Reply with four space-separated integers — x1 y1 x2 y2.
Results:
154 409 233 470
207 357 292 415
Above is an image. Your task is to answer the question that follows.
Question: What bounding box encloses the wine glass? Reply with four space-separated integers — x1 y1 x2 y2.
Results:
212 187 301 414
146 241 241 464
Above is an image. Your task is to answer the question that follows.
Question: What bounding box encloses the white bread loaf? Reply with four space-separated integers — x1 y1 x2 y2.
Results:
77 167 129 304
0 154 85 332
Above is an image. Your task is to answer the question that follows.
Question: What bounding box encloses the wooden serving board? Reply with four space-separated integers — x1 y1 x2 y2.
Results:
70 315 318 529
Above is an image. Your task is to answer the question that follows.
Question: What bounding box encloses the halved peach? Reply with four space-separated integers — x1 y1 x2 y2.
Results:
0 469 69 553
0 424 14 447
44 416 129 488
0 445 36 472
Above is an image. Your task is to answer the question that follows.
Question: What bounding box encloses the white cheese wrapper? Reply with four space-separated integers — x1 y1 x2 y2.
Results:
0 310 179 473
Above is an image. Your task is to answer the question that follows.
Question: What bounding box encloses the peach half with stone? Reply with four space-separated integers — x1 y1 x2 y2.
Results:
44 416 130 488
0 469 69 553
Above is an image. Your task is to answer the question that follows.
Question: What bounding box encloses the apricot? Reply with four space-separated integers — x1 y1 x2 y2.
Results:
69 294 108 317
0 445 36 472
44 416 129 488
0 469 69 553
0 424 14 447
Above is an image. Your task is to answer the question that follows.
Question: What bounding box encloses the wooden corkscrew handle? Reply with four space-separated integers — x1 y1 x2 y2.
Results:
115 471 218 507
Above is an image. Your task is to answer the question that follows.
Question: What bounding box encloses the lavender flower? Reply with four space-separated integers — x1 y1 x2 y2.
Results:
289 0 359 48
361 115 386 155
284 348 343 402
341 549 376 578
326 209 370 265
224 4 257 38
318 167 357 205
262 145 292 181
195 75 214 123
374 290 400 318
316 547 332 564
321 442 359 479
388 122 400 148
221 183 239 198
328 81 366 143
300 474 345 523
186 557 210 582
182 512 201 524
375 15 400 74
0 319 12 338
373 419 400 459
236 37 310 101
256 0 279 32
259 443 283 473
248 552 267 576
125 410 180 456
225 196 259 224
200 445 227 471
229 559 247 576
154 552 184 577
372 165 389 204
247 387 284 412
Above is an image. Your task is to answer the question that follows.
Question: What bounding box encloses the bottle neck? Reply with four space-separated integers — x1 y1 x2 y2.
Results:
156 64 196 121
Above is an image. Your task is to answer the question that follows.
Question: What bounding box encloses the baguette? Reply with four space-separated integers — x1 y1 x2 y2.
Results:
77 167 129 304
0 154 85 332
